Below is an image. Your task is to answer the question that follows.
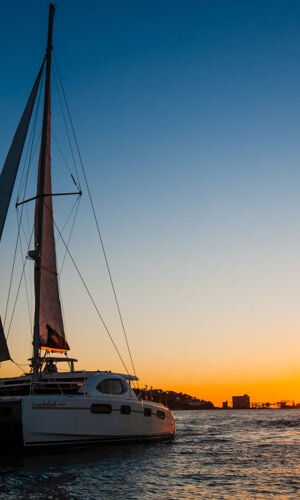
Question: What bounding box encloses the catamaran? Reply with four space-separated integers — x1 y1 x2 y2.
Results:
0 4 175 447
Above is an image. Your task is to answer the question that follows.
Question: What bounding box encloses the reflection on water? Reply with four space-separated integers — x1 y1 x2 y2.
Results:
0 410 299 499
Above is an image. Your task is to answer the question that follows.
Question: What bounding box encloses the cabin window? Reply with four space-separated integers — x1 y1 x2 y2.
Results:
144 407 152 417
120 405 131 415
157 410 165 420
90 404 112 414
97 378 126 395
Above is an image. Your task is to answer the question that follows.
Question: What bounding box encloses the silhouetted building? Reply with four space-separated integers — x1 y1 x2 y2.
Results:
232 394 250 409
222 401 229 409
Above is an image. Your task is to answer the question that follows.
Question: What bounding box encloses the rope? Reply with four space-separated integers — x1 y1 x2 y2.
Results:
53 52 138 382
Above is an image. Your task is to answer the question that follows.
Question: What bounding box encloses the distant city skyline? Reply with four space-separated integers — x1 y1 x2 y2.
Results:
0 0 300 405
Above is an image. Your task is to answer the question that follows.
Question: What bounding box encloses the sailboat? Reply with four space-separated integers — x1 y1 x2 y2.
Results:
0 5 175 447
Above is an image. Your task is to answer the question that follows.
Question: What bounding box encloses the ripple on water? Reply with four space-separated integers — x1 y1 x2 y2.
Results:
0 410 299 499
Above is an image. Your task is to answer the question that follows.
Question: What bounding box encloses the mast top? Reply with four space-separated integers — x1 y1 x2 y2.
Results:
49 3 56 15
46 4 55 56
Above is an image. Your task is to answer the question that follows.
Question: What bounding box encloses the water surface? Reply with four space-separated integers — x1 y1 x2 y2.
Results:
0 409 299 499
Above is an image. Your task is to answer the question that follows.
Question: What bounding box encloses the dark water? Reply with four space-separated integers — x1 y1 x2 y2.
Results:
0 410 299 499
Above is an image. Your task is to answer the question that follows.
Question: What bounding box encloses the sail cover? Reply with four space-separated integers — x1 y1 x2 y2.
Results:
0 61 44 362
34 97 69 352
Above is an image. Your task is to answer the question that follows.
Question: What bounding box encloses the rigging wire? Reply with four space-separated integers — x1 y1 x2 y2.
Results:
54 194 81 248
48 205 132 378
2 54 138 384
3 206 23 329
52 132 80 190
58 195 81 278
5 224 34 341
17 210 33 334
11 358 27 376
55 194 81 344
20 213 36 326
3 77 42 329
16 67 44 203
20 218 34 332
53 52 138 382
0 63 43 373
3 62 80 352
52 58 81 190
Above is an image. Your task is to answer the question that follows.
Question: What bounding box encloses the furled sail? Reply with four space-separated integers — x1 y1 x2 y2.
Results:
0 61 44 362
34 12 69 353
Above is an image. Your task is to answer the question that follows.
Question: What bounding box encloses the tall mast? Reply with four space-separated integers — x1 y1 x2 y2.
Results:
32 4 55 380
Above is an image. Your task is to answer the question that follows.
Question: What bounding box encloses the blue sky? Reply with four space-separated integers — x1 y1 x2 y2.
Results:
1 0 300 403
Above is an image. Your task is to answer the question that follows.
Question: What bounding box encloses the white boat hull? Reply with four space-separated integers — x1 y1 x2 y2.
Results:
22 395 175 447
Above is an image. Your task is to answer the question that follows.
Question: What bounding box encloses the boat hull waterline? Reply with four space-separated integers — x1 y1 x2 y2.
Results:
0 374 175 447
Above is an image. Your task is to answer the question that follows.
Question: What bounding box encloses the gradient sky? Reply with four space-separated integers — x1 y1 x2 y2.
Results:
1 0 300 405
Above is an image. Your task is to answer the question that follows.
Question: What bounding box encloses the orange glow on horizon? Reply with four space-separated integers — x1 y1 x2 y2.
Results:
1 360 299 407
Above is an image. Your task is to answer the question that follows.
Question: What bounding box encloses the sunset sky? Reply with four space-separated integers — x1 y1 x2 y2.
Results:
1 0 300 405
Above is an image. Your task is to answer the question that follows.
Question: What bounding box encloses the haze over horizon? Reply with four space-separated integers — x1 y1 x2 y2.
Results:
0 0 300 405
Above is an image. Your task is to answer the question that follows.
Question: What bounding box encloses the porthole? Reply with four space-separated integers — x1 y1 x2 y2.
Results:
144 407 152 417
120 405 131 415
90 404 112 414
157 410 165 420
